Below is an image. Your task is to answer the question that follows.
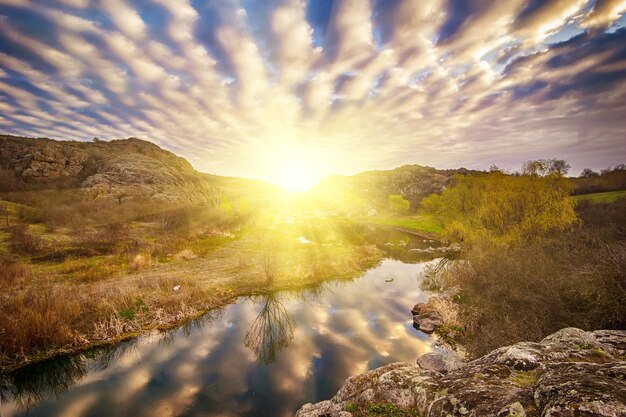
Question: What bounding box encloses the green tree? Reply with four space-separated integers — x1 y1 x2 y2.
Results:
421 170 578 247
388 194 410 214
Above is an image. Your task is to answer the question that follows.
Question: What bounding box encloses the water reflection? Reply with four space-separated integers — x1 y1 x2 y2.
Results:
244 294 296 365
1 255 440 417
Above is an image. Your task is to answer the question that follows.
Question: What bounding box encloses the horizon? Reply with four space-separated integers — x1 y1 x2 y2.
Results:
1 1 626 189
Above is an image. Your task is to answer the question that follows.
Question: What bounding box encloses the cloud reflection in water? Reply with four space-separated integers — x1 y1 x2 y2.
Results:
2 258 439 417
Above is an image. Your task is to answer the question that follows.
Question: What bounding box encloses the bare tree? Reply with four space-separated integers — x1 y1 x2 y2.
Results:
244 293 296 364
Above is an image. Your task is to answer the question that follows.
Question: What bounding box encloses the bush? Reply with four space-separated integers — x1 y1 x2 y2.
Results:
421 171 578 247
7 223 40 255
388 194 410 214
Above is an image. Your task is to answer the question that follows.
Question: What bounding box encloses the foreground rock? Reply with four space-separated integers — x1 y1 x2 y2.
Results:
296 328 626 417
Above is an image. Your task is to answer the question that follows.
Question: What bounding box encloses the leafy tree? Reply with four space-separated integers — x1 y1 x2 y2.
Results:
421 170 578 247
388 194 410 214
580 168 600 178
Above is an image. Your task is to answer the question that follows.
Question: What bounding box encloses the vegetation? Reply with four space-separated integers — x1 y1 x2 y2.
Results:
388 194 410 214
421 170 578 247
343 402 419 417
0 189 383 370
421 161 626 357
571 164 626 195
573 189 626 204
362 215 443 235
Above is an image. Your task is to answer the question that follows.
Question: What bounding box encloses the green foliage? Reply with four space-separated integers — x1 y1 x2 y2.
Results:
387 194 410 214
421 171 578 247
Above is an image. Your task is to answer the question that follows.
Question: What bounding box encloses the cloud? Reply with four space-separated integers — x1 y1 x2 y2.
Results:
0 0 625 180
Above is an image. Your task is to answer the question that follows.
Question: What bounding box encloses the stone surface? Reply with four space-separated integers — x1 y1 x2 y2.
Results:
296 328 626 417
413 312 444 334
417 352 465 374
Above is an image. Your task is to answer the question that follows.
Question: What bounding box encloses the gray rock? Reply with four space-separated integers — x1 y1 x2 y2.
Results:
417 352 465 374
296 328 626 417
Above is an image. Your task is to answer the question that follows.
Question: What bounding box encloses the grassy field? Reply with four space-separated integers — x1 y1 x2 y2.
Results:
0 195 385 371
573 190 626 203
362 215 443 236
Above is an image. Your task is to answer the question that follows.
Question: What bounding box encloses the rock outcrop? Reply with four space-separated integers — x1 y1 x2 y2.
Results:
296 328 626 417
0 135 218 203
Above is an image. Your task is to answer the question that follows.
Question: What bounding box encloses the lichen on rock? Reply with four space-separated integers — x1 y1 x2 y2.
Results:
296 328 626 417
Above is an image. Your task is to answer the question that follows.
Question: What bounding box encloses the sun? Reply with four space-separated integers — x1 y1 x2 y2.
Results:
260 143 331 192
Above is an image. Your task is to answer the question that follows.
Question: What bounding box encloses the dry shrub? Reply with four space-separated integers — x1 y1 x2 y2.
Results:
174 248 197 261
7 223 40 255
129 253 152 271
418 296 463 329
435 234 626 358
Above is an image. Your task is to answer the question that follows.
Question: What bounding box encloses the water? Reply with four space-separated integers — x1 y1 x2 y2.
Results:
1 231 442 417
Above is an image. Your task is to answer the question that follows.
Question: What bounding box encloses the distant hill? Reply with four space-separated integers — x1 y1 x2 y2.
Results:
310 164 476 214
0 135 219 203
0 135 475 211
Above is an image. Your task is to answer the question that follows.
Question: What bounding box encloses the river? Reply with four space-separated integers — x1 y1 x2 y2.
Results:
1 229 442 417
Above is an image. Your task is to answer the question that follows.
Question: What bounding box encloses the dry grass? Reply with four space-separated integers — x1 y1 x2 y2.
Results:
173 248 197 261
417 296 463 328
0 218 384 370
0 255 31 288
128 253 153 271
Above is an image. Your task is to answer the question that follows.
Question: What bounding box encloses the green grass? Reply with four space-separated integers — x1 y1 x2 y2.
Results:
573 190 626 204
364 215 443 235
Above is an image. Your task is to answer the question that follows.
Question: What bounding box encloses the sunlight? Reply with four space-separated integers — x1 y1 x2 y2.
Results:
260 142 332 192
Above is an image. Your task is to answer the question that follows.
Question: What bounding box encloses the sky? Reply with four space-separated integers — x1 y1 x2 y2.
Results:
0 0 626 188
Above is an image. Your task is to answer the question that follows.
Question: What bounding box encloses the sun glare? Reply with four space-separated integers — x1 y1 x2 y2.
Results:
261 143 331 192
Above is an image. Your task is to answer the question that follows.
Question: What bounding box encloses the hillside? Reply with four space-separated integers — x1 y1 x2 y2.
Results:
308 165 474 214
0 135 218 203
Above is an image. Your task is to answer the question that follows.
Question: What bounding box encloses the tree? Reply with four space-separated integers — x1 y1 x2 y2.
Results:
388 194 410 214
548 159 570 177
522 159 570 177
580 168 600 178
421 169 578 247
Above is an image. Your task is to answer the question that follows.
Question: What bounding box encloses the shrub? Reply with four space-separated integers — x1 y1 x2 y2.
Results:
7 223 40 255
421 171 578 247
388 194 410 214
129 254 152 271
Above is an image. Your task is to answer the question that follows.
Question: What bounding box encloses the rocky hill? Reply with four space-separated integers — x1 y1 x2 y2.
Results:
0 135 218 203
297 327 626 417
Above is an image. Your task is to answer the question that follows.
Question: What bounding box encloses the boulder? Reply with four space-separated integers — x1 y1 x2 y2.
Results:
416 352 465 374
296 328 626 417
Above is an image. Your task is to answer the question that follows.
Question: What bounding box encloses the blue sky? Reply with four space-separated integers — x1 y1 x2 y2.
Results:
0 0 625 184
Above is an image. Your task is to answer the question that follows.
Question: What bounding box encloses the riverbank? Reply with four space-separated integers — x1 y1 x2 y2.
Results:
296 327 626 417
0 221 383 372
